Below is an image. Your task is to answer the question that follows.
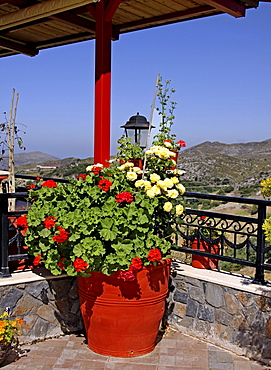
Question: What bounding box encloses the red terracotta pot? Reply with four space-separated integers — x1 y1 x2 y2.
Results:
78 259 171 357
191 240 219 270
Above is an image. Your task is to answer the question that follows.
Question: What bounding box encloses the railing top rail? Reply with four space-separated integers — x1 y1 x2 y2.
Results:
15 174 70 183
184 191 271 206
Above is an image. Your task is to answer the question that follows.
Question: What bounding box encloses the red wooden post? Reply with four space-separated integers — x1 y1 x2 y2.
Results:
94 1 112 166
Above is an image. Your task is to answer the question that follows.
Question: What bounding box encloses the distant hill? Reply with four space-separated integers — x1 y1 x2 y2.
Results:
179 138 271 188
0 151 60 170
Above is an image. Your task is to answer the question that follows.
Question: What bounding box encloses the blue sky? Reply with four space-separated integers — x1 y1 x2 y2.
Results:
0 2 270 159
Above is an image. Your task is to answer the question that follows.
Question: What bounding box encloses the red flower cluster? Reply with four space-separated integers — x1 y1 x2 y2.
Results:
73 258 88 272
36 176 41 180
42 180 57 188
57 257 65 270
91 166 103 175
52 227 69 243
115 191 133 204
26 184 36 190
118 269 136 282
44 216 57 229
147 248 162 262
176 140 186 148
16 214 28 229
131 257 143 271
98 178 112 192
76 174 87 180
33 254 41 266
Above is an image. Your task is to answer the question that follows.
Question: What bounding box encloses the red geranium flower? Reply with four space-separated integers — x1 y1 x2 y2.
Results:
131 257 143 271
116 191 133 204
26 184 36 190
176 140 186 148
42 180 57 188
16 214 28 229
164 139 171 143
91 166 103 175
44 216 57 229
200 216 207 220
57 257 66 270
33 254 41 266
52 227 69 243
147 248 162 262
76 174 87 180
73 258 88 272
98 178 112 192
36 176 41 180
118 269 136 281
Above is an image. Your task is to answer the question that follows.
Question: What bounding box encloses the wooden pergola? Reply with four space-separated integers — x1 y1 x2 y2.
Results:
0 0 265 164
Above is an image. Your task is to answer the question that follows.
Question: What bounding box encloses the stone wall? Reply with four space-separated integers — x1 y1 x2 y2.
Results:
167 263 271 366
0 275 83 343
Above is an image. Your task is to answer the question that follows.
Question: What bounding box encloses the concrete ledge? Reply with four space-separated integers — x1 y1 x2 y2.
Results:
172 260 271 297
0 268 65 286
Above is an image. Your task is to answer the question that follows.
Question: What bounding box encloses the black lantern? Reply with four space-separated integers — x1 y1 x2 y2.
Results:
121 112 155 149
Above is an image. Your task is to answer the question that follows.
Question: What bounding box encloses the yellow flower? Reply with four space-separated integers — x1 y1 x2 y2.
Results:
171 159 176 166
176 183 186 195
125 162 134 168
144 181 152 190
164 178 174 188
126 172 137 181
167 189 179 199
135 180 145 188
152 185 161 195
145 149 153 155
171 176 179 184
132 167 142 173
150 173 161 183
176 204 184 216
164 141 172 148
158 148 170 160
163 202 172 212
146 189 155 198
169 151 176 157
157 180 168 191
172 169 186 176
117 164 126 171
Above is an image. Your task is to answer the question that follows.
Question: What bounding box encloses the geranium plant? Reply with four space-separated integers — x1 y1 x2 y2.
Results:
24 156 186 279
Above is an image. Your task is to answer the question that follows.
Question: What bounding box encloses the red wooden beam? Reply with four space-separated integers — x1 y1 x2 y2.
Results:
94 0 112 166
91 0 121 166
201 0 246 17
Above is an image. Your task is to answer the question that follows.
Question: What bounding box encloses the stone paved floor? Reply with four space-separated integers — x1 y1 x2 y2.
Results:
2 329 270 370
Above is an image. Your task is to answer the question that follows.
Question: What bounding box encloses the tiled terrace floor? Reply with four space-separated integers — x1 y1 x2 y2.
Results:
2 328 270 370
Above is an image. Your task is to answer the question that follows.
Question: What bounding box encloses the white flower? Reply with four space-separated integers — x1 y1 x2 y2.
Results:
176 184 186 195
146 149 153 155
167 189 179 199
176 204 184 216
127 172 137 181
163 202 173 212
150 173 161 183
125 162 134 168
86 164 103 171
169 151 176 157
173 169 186 176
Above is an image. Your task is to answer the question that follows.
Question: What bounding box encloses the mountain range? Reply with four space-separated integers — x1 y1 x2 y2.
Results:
2 139 271 188
179 138 271 187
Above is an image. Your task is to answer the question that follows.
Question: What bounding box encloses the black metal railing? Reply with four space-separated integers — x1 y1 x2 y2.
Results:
172 192 271 284
1 175 271 284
